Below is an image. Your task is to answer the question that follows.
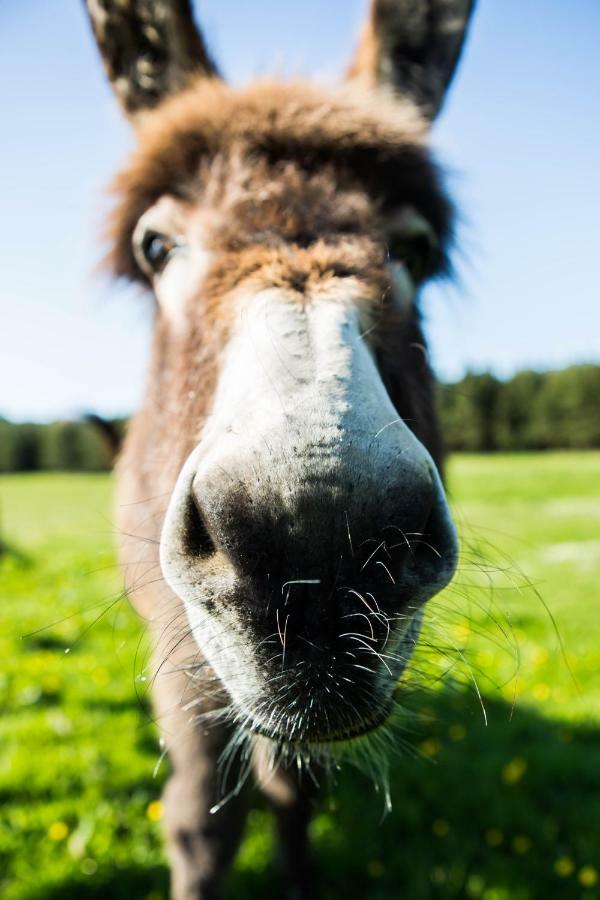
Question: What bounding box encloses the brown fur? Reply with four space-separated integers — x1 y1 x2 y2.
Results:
112 81 451 517
109 76 453 506
82 2 477 896
108 80 452 900
107 78 452 281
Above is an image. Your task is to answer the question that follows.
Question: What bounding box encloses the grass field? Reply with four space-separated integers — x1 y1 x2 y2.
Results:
1 454 600 900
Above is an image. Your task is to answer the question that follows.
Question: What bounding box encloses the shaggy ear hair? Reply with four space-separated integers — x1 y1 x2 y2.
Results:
348 0 475 120
83 0 220 117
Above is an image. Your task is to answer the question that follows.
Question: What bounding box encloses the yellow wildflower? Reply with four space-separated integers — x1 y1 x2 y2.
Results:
554 857 575 877
532 646 549 666
512 835 531 854
502 757 527 785
532 683 551 701
453 623 471 642
48 821 69 841
92 668 110 686
579 866 598 887
146 800 164 822
449 724 466 741
367 860 384 878
419 738 441 757
485 829 503 848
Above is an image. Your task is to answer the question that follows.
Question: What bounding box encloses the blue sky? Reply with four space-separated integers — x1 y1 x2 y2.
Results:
2 1 599 422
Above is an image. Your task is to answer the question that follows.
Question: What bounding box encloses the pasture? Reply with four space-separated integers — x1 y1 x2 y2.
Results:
1 453 599 900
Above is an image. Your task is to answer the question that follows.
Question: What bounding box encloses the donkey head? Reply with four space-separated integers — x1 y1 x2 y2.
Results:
86 0 474 747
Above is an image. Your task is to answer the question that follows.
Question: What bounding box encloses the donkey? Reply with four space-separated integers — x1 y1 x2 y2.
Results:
84 1 475 897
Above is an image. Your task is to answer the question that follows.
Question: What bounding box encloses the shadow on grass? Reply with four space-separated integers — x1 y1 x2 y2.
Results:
0 540 33 568
26 685 600 900
304 687 600 900
84 694 152 716
22 633 73 653
27 864 169 900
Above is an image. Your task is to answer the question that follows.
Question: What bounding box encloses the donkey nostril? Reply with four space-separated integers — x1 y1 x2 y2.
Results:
183 494 216 557
411 494 458 592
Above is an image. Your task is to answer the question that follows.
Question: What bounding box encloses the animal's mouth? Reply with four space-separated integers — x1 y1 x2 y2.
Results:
247 697 394 747
237 612 422 747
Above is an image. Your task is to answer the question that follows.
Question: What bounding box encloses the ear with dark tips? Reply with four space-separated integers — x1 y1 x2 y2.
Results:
83 0 220 117
348 0 476 120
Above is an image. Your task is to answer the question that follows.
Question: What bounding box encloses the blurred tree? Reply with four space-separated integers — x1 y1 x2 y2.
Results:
0 367 597 466
496 370 545 450
438 365 599 452
11 424 43 471
0 418 15 471
536 365 600 449
41 421 111 471
439 372 502 451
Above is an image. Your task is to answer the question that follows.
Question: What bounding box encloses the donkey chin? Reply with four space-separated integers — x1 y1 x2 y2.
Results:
159 292 459 757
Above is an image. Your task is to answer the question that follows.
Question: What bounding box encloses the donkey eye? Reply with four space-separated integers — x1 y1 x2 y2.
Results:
141 231 176 274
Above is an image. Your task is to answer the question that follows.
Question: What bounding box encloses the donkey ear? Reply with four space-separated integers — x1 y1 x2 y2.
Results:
83 0 220 117
348 0 475 121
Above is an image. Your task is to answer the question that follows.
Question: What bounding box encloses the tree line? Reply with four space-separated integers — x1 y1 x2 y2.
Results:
1 365 598 471
0 418 126 473
438 364 600 452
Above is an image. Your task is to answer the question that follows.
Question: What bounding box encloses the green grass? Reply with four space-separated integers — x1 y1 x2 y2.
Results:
1 455 599 900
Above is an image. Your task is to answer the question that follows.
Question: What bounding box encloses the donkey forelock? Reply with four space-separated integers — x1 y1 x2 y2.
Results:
107 79 451 283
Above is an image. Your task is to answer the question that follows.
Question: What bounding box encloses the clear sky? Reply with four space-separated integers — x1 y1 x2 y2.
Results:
2 1 599 422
